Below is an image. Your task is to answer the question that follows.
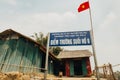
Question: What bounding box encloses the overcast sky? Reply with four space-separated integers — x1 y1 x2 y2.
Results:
0 0 120 71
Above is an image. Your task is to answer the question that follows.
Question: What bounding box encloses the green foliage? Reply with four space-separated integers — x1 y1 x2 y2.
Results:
31 32 47 47
32 32 63 56
51 47 63 56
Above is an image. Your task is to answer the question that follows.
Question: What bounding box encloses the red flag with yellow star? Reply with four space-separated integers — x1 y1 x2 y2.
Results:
78 1 89 12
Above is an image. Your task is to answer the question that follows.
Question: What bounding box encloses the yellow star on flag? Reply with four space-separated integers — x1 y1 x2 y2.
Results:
82 5 85 9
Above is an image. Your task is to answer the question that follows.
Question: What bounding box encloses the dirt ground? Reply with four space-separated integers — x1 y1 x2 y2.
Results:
0 72 107 80
0 71 72 80
0 71 54 80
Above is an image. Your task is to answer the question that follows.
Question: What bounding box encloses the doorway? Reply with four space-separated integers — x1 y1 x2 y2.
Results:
74 60 83 76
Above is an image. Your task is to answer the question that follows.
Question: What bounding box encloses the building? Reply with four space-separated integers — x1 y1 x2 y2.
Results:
57 50 92 77
0 29 58 74
0 29 93 77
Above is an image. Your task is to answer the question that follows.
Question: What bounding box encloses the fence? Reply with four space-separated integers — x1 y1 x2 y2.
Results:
98 63 116 80
0 62 45 73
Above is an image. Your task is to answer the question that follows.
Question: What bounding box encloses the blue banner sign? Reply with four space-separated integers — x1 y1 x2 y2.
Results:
49 31 91 46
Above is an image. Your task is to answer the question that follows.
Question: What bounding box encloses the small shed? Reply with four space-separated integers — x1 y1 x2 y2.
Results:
57 50 92 77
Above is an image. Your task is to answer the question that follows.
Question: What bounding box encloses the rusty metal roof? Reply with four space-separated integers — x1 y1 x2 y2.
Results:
57 50 92 59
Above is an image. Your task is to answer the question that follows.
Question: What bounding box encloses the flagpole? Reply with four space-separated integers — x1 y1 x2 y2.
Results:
88 1 100 80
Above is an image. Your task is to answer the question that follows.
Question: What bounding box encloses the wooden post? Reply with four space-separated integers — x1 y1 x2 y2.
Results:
109 63 116 80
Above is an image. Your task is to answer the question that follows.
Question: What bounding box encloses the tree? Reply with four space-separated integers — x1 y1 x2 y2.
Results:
50 47 63 56
32 32 63 56
31 32 47 47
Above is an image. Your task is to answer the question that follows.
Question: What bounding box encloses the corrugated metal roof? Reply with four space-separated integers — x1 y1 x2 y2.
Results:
0 29 58 60
57 50 92 59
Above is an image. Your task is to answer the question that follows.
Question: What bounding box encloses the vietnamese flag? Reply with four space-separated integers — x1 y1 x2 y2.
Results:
78 1 89 12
